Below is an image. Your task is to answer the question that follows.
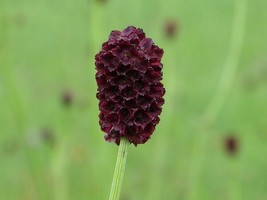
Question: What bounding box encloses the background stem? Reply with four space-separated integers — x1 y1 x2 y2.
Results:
187 0 247 199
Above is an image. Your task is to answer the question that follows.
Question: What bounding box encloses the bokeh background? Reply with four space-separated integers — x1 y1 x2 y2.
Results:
1 0 267 199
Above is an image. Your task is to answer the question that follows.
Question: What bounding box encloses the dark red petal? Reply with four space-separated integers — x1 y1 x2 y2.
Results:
145 70 162 83
111 95 123 103
109 30 121 40
133 110 152 126
144 123 155 136
96 68 107 77
150 46 164 60
100 101 116 112
104 129 120 144
112 46 133 66
121 26 136 37
136 28 145 40
101 120 113 133
117 64 129 74
137 95 153 109
147 103 162 117
124 99 137 108
96 76 108 88
100 52 113 66
103 86 119 98
155 97 165 106
121 87 137 100
106 113 119 124
96 92 105 101
139 38 153 52
151 61 163 70
126 69 140 79
131 59 149 73
150 83 165 97
134 80 146 91
110 75 131 88
119 108 131 122
125 126 138 136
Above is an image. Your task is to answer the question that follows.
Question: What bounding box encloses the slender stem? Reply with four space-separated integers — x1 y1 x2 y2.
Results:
187 0 247 199
204 0 247 123
109 138 129 200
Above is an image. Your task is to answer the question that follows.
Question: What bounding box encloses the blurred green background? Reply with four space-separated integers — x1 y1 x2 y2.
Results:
1 0 267 199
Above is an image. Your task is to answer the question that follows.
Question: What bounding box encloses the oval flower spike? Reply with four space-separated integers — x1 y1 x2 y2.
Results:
95 26 165 146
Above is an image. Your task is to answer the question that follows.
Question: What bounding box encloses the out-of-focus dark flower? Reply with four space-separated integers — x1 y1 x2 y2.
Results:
40 127 55 148
96 0 107 3
61 90 73 107
164 19 179 38
224 135 238 155
95 26 165 146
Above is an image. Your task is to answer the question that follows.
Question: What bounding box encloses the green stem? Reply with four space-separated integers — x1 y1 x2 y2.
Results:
187 0 247 199
109 138 129 200
204 0 247 123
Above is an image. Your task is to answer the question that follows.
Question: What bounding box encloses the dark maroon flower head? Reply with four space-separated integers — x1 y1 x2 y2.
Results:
95 26 165 146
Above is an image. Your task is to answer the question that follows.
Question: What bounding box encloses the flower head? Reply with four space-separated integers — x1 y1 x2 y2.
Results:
95 26 165 146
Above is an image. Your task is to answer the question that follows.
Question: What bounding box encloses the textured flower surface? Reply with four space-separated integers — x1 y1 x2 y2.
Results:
95 26 165 146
